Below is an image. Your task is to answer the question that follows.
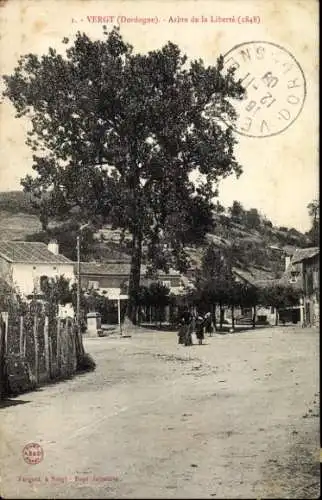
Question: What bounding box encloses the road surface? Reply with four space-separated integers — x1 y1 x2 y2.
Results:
0 326 320 498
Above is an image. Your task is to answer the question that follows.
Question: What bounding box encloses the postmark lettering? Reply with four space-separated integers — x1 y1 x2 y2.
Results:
223 41 306 137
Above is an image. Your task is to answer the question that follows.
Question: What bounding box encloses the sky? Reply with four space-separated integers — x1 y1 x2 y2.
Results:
0 0 319 232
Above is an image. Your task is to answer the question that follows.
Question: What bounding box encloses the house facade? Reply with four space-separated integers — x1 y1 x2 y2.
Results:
279 247 319 326
0 241 75 297
232 267 278 325
77 261 183 298
291 248 319 327
76 260 184 325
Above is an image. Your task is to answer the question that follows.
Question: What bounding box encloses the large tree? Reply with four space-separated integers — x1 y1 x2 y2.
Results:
3 27 244 326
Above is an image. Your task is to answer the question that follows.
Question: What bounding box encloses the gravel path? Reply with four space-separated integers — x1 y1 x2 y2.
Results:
0 326 320 498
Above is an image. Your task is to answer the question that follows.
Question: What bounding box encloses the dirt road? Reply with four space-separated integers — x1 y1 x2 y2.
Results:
0 326 320 498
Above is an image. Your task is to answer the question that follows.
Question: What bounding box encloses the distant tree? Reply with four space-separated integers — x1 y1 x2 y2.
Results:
262 218 273 228
40 275 73 310
25 221 95 260
307 199 320 246
136 282 171 326
260 285 302 325
245 208 261 229
238 283 260 328
3 27 244 327
213 200 226 215
196 244 235 329
0 191 37 215
229 201 245 223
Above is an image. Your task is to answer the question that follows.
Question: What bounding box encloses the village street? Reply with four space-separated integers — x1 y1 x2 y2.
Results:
0 326 320 499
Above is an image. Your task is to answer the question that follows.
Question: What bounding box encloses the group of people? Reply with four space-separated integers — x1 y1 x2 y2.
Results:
177 310 213 346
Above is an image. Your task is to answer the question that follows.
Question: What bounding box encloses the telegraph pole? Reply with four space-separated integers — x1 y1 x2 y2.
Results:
76 235 81 338
75 224 90 356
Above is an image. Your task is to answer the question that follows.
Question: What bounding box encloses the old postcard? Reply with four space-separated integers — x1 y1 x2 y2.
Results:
0 0 319 498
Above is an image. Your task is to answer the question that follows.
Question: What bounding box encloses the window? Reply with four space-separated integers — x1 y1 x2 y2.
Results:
88 280 99 290
290 271 299 283
40 275 49 292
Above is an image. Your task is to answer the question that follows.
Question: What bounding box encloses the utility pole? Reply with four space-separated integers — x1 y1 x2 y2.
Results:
75 223 90 356
76 235 81 338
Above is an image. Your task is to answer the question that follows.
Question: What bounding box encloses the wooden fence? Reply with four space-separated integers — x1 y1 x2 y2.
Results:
0 299 77 398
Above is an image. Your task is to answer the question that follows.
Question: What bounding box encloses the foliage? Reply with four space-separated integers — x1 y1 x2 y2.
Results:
193 244 235 310
136 282 172 307
306 199 319 246
0 191 37 215
229 239 284 274
228 201 245 223
39 275 73 307
25 221 95 260
77 352 96 372
244 208 261 229
260 284 301 310
3 27 244 323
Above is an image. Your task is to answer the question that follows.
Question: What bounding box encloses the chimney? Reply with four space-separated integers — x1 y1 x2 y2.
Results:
285 255 291 271
48 239 59 255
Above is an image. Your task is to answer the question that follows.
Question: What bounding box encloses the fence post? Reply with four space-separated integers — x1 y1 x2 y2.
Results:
33 314 39 384
19 316 24 356
0 313 6 399
2 312 8 355
72 321 77 372
49 337 53 378
57 319 61 375
44 316 50 377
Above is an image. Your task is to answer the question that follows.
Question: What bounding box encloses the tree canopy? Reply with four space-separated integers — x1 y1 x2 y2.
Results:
3 27 244 323
306 199 319 246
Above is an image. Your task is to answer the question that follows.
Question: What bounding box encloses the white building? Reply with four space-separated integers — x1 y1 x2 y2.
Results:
0 240 75 297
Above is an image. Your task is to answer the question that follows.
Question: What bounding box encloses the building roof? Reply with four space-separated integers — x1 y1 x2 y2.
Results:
232 266 278 288
0 241 72 264
76 261 180 278
77 261 136 276
291 247 319 264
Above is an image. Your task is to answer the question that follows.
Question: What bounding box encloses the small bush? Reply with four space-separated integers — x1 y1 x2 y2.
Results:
77 352 96 373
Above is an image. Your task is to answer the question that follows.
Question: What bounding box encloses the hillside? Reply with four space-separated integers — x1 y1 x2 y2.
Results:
0 190 312 279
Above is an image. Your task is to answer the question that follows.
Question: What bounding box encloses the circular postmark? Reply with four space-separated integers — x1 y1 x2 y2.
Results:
223 41 306 138
22 442 44 465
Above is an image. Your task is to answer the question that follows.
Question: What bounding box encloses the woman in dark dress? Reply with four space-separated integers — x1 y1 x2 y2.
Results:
178 309 193 346
204 312 213 336
195 314 205 345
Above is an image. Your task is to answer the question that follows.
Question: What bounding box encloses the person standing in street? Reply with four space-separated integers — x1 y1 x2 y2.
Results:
177 309 193 346
204 311 213 336
195 313 205 345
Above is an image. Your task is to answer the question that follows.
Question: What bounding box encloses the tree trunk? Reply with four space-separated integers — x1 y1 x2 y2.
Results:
275 308 279 326
231 305 235 330
219 303 224 330
0 314 6 399
125 231 143 326
74 322 85 362
252 305 256 329
212 303 217 331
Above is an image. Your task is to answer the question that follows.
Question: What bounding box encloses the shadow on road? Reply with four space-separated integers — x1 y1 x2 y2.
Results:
0 398 30 409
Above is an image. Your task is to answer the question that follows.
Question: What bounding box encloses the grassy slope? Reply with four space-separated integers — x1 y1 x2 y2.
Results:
0 191 311 277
